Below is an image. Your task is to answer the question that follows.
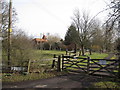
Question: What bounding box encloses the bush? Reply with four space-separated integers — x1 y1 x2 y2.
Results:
2 30 34 66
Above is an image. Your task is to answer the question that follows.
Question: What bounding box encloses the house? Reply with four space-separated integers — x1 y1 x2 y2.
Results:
33 35 47 49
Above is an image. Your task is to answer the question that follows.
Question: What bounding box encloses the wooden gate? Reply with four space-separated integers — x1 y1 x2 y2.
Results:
62 55 120 78
62 55 89 73
89 59 119 77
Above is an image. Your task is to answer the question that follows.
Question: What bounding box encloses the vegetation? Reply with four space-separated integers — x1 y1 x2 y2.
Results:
1 0 120 87
93 81 120 88
64 24 78 46
2 71 67 82
32 50 66 60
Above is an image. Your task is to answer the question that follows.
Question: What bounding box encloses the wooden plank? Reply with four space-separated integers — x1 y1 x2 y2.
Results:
75 57 87 60
63 65 71 68
107 68 119 70
91 59 118 61
71 66 87 70
80 62 88 64
64 63 87 66
63 62 72 64
89 70 118 73
89 66 100 68
90 60 118 76
62 55 73 58
63 59 78 62
77 64 87 66
90 63 118 66
64 59 87 63
89 70 117 76
63 60 70 61
90 73 117 78
66 60 87 73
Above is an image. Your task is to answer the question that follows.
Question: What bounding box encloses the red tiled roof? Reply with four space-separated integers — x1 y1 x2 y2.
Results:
33 38 47 42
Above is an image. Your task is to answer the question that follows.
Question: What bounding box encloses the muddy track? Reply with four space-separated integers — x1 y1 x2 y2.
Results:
2 72 113 89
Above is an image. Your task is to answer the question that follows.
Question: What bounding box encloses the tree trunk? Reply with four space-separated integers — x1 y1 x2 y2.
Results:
81 44 85 56
89 49 92 55
79 49 81 56
49 44 52 50
74 43 77 53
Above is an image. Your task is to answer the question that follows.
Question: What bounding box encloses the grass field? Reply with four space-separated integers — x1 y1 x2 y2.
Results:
33 50 108 60
32 50 66 60
83 52 108 59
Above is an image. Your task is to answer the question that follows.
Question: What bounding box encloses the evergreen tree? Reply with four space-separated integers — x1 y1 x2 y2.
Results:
64 24 79 45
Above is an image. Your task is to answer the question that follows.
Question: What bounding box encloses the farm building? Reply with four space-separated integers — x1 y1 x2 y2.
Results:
33 35 48 49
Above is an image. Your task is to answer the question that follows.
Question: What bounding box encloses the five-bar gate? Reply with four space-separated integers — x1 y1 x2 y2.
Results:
61 55 120 78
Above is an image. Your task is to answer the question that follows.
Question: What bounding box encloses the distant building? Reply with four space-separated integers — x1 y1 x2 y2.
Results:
33 35 47 49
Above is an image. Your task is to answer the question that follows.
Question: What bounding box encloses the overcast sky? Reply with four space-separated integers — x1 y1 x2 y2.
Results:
8 0 109 39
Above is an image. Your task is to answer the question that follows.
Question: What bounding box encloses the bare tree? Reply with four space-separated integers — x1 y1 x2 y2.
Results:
104 0 120 53
1 0 17 38
72 9 99 55
47 34 61 50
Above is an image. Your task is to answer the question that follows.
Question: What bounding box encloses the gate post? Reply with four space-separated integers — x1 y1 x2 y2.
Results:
57 55 61 72
87 56 90 74
62 54 64 71
66 50 68 55
27 59 31 73
118 55 120 79
52 60 55 68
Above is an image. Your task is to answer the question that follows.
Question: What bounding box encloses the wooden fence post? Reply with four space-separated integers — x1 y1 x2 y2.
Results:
66 50 68 55
53 54 56 58
62 54 64 71
87 56 90 74
52 60 55 68
27 59 31 73
57 55 61 72
118 56 120 79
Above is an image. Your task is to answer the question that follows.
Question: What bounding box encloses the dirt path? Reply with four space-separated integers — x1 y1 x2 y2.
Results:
2 72 112 89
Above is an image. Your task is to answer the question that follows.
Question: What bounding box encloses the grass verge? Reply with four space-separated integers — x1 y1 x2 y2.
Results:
2 71 67 83
93 81 120 88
